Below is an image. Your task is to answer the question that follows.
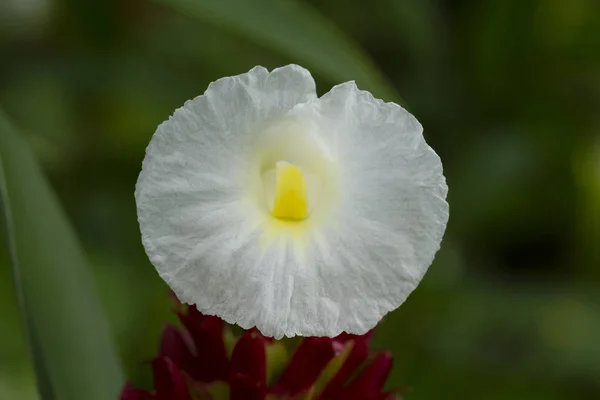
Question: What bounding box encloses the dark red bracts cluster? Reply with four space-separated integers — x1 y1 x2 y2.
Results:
121 296 401 400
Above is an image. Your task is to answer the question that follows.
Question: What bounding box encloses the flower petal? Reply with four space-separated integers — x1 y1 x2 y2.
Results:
137 66 447 338
136 65 317 338
276 82 449 336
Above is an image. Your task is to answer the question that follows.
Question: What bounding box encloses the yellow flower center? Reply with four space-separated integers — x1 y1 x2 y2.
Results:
271 161 309 220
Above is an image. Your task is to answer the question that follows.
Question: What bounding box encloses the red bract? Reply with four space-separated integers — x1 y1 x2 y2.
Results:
120 383 148 400
340 352 394 400
178 306 229 382
230 331 267 400
153 357 192 400
321 332 374 398
121 358 190 400
159 325 193 372
270 337 338 396
121 295 402 400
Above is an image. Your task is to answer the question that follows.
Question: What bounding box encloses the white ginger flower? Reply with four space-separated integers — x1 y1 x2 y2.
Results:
135 65 449 339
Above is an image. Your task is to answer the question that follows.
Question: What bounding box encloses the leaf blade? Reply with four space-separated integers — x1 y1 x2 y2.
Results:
154 0 403 103
0 143 55 400
0 110 124 400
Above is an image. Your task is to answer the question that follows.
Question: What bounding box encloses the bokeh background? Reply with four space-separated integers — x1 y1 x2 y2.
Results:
1 0 599 399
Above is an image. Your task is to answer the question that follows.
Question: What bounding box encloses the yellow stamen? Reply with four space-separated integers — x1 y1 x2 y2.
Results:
271 161 309 220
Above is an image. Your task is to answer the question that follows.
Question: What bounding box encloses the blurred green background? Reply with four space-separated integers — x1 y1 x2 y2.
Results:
1 0 599 399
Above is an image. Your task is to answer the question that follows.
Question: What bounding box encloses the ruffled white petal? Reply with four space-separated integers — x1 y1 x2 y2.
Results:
136 66 448 339
285 82 449 335
135 65 318 338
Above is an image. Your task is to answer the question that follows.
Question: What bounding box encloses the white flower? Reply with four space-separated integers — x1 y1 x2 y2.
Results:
135 65 449 339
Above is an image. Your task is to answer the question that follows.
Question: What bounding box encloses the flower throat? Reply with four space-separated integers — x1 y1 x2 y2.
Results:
271 161 308 220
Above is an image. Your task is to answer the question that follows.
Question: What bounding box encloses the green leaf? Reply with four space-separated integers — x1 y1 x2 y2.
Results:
206 381 230 400
0 109 124 400
265 340 288 386
153 0 403 103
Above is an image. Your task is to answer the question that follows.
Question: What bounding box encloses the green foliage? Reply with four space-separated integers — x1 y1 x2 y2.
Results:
0 111 124 399
154 0 402 103
265 340 289 386
0 0 599 399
